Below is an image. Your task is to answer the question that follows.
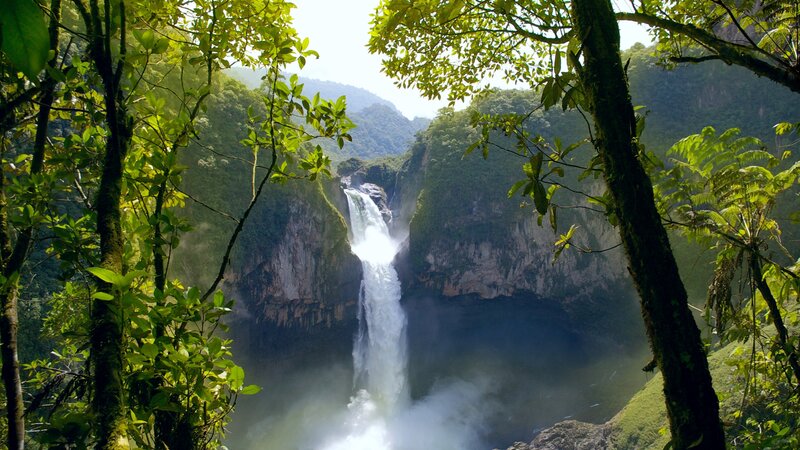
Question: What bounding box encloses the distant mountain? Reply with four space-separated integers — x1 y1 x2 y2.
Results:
224 67 430 161
329 103 430 161
296 78 397 114
225 67 395 113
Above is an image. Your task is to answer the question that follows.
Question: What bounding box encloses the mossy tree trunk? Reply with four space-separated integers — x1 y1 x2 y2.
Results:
82 0 132 447
90 93 131 450
570 0 726 447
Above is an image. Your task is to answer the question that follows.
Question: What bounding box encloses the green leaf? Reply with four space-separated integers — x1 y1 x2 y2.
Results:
230 365 245 390
213 290 224 308
0 0 50 79
44 64 65 82
231 365 244 382
120 270 147 288
532 181 548 215
91 291 114 301
541 79 560 109
149 392 169 409
507 180 527 198
208 337 222 356
240 384 262 395
530 152 543 180
152 38 169 55
133 29 155 49
774 122 797 136
87 267 124 286
140 343 159 359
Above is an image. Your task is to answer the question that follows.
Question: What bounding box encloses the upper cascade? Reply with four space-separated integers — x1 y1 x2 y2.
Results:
344 187 397 264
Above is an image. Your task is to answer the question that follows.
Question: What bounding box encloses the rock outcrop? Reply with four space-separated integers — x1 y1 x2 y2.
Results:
502 420 611 450
417 210 627 303
392 94 639 340
225 182 362 332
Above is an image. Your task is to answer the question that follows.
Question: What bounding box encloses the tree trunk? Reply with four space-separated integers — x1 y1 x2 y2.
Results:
0 283 24 450
91 91 131 449
90 85 131 449
86 0 131 446
750 253 800 385
570 0 726 448
0 2 62 446
0 64 52 450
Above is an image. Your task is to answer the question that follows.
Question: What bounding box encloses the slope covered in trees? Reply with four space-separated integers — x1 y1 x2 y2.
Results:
227 69 430 161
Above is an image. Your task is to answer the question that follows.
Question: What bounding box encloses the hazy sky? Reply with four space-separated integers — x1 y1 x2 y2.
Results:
292 0 652 119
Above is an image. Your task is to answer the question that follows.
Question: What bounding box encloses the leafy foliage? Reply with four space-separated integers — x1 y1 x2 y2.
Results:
654 126 800 447
620 0 800 93
369 0 571 103
0 0 50 79
0 0 353 447
655 127 798 244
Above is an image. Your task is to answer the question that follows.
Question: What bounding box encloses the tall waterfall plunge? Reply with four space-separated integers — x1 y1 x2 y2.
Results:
317 188 408 450
234 186 592 450
345 188 408 410
315 188 491 450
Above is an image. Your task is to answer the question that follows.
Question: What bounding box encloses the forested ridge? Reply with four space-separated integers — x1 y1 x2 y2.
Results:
1 0 799 449
226 69 431 161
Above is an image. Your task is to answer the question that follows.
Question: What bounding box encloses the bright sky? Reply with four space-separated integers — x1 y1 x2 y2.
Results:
292 0 652 119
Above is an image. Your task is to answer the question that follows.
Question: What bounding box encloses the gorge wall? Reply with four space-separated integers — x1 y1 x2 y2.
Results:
224 183 361 331
182 48 798 354
176 78 364 355
383 91 641 342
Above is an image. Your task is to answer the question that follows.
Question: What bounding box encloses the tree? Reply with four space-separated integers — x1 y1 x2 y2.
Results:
569 4 726 445
370 0 725 447
655 127 800 385
68 0 350 445
617 0 800 93
0 0 60 448
1 0 353 447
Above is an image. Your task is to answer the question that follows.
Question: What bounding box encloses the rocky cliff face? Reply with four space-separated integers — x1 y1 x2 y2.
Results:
391 98 638 338
417 209 627 303
224 182 362 334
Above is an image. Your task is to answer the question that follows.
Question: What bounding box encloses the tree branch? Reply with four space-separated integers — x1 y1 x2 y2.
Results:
616 11 800 93
670 55 723 64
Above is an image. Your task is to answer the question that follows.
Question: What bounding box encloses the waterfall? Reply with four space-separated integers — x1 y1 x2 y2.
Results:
344 188 408 411
315 189 489 450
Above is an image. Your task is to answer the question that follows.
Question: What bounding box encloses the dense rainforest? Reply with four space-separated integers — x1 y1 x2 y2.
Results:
1 0 798 449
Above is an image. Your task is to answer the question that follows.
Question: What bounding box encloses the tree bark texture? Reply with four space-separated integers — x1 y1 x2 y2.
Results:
570 0 726 448
87 0 132 446
0 283 24 450
90 93 131 450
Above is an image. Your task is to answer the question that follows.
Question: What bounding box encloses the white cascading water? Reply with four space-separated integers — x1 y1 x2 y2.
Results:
320 188 408 450
318 188 487 450
345 188 408 409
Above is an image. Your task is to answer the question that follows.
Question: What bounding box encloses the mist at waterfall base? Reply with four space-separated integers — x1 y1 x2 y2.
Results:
225 190 649 449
